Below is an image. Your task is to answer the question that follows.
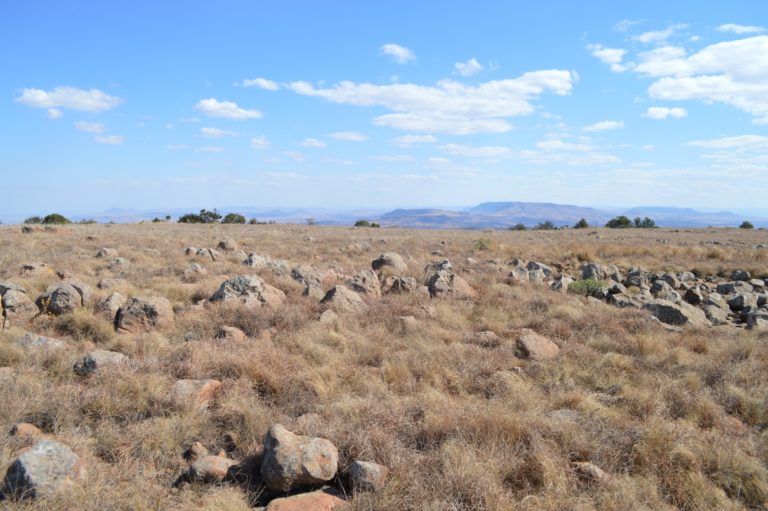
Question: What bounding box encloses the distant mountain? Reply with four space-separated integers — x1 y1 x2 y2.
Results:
469 201 610 223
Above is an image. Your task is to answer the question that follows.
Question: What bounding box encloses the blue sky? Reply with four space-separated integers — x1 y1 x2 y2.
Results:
1 1 767 218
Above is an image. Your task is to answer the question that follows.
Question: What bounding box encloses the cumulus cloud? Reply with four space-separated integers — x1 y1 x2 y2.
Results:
195 98 262 120
689 134 768 150
239 77 280 90
437 143 513 158
327 131 369 141
95 134 123 145
586 44 630 72
454 58 483 77
379 43 416 63
15 86 122 112
642 106 688 119
47 108 63 119
74 121 105 133
582 120 624 132
392 134 437 146
633 24 688 44
201 127 238 138
301 138 326 147
250 136 270 148
286 70 574 134
717 24 765 34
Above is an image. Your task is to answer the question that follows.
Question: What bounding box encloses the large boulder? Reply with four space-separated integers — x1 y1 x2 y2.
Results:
74 350 128 376
643 299 710 327
346 270 382 298
171 379 222 410
260 424 339 491
291 265 324 286
381 276 418 294
265 489 346 511
349 460 388 492
2 440 85 498
35 282 90 316
115 296 174 333
426 270 476 298
210 275 285 309
581 263 621 282
321 285 366 312
515 329 560 360
95 292 126 320
15 333 67 351
372 252 408 275
217 238 238 252
2 288 35 325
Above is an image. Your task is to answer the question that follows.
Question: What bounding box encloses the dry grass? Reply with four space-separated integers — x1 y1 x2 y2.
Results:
0 223 767 510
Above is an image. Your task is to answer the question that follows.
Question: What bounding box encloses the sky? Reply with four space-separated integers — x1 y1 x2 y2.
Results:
1 1 768 218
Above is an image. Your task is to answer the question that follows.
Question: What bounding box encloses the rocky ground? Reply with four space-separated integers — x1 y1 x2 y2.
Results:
0 224 767 510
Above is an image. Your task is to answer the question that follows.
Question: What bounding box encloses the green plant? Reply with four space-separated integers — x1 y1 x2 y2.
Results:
178 209 222 224
78 219 97 224
222 213 246 224
568 278 609 295
635 217 656 228
23 216 43 224
249 218 259 225
535 221 556 230
606 215 633 229
573 218 589 229
740 221 754 229
510 223 527 231
354 219 371 227
42 213 71 225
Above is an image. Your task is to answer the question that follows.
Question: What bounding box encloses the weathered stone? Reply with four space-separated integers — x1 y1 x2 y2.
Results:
346 270 381 298
706 292 728 309
526 261 553 277
109 257 130 267
210 275 286 309
73 350 128 376
171 379 222 410
382 276 418 294
2 289 35 324
727 293 758 312
291 265 324 286
0 281 27 295
684 287 705 305
747 311 768 330
465 331 502 348
115 296 174 333
265 489 346 511
318 309 339 324
515 329 560 360
216 326 247 342
260 424 339 491
371 252 408 275
303 284 327 301
15 333 67 351
643 299 710 327
573 461 610 485
217 238 238 252
426 270 476 298
96 292 125 320
703 305 729 326
581 263 621 282
321 286 366 312
731 269 751 282
349 460 388 492
717 281 752 295
396 315 418 335
97 278 126 289
423 259 452 280
36 283 84 316
2 440 85 498
551 275 574 293
188 455 237 483
96 248 118 258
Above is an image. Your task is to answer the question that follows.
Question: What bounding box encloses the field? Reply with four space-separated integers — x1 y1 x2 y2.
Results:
1 223 767 510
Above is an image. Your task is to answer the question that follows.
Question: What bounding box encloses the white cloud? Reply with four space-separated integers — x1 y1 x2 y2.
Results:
379 43 415 64
642 106 688 119
47 108 62 119
286 70 574 134
301 138 326 148
717 24 765 34
327 131 369 141
582 120 624 132
201 127 238 138
196 145 224 152
613 19 642 32
689 134 768 150
239 77 280 90
283 150 304 162
250 136 270 149
641 144 655 151
454 58 483 77
437 143 512 158
370 154 413 161
15 86 122 112
586 44 630 72
392 134 437 146
74 121 105 133
95 134 123 145
195 98 262 120
536 139 592 151
633 24 688 44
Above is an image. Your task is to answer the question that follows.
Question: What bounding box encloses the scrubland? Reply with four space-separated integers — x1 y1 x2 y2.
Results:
1 223 767 510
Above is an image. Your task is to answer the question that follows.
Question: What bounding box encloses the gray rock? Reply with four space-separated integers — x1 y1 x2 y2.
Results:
303 284 326 301
382 276 419 294
2 289 35 324
349 460 388 492
96 292 125 319
97 278 126 290
706 292 728 309
321 285 366 312
260 424 339 491
217 238 238 252
643 299 710 327
115 296 174 333
703 305 729 325
74 350 128 376
727 293 758 312
581 263 621 282
2 440 85 498
35 283 86 316
346 270 381 298
210 275 286 309
526 261 553 277
95 247 118 258
717 281 752 295
0 281 27 295
291 265 324 286
371 252 408 274
731 269 751 282
551 274 574 293
15 333 67 350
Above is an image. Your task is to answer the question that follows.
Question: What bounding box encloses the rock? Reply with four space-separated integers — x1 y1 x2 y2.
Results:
349 460 388 492
2 289 35 324
96 248 119 258
19 262 52 277
717 281 752 295
97 278 126 289
749 279 766 292
73 350 128 376
423 259 452 279
747 311 768 330
371 252 408 275
526 261 553 278
465 331 502 348
291 265 324 286
10 423 42 439
0 281 27 295
396 315 418 335
515 329 560 360
381 276 418 294
35 283 87 316
731 269 751 282
318 310 339 324
643 300 710 327
109 257 130 267
572 461 610 485
210 275 286 309
426 270 476 299
551 275 574 293
260 424 339 491
727 293 758 312
265 489 346 511
321 286 366 312
2 440 85 498
96 292 125 320
171 379 222 410
684 287 705 305
706 292 728 309
607 293 639 308
244 253 289 275
15 333 67 351
303 284 327 301
346 270 381 298
115 296 174 333
216 326 247 342
188 455 237 483
581 263 621 282
703 305 729 326
657 272 681 290
650 280 674 297
217 238 238 252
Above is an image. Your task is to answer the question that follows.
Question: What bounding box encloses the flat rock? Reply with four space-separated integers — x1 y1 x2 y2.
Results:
15 333 67 351
643 299 710 327
265 489 346 511
74 350 128 376
2 439 85 498
515 329 560 360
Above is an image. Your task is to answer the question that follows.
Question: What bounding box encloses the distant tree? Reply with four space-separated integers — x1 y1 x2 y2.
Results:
199 209 221 223
535 220 556 230
178 213 204 224
222 213 246 224
605 215 633 229
306 217 316 226
638 217 656 228
354 219 371 227
42 213 71 225
248 218 259 225
510 223 527 231
740 220 754 229
78 219 97 224
573 218 589 229
165 215 171 221
370 222 381 228
152 217 163 223
24 216 43 224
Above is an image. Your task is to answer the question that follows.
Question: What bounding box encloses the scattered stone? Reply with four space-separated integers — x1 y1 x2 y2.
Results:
727 293 758 312
15 333 67 351
346 270 381 298
264 489 346 511
10 423 42 439
291 265 324 286
425 266 476 299
371 252 408 275
216 326 247 342
526 261 553 278
643 299 710 327
349 460 388 492
115 296 174 333
96 248 119 258
97 278 126 290
188 454 237 483
515 329 560 360
731 269 751 282
572 461 610 485
260 424 339 491
96 292 126 320
581 263 621 282
74 350 128 376
35 283 88 316
381 276 418 294
217 238 238 252
321 285 366 312
2 439 85 498
210 275 286 309
704 305 729 326
171 379 222 410
109 257 130 267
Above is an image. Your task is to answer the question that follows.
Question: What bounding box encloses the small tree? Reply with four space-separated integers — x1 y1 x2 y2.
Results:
248 218 259 225
740 220 754 229
165 215 171 221
605 215 633 229
306 217 316 226
574 218 589 229
354 219 371 227
370 222 381 228
510 223 527 231
199 209 221 223
222 213 246 224
178 213 204 223
535 220 556 230
638 217 656 228
42 213 71 225
24 216 43 224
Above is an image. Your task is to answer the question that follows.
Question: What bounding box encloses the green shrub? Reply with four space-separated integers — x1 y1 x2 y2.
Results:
634 216 656 228
573 218 589 229
354 220 371 227
606 215 633 228
510 223 527 231
222 213 246 224
24 216 43 224
568 278 609 296
178 209 222 224
42 213 71 225
740 221 754 229
78 219 97 224
535 221 556 230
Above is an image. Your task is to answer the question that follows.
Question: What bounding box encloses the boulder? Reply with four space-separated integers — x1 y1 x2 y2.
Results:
0 281 27 295
19 262 52 277
216 326 248 342
303 284 327 301
260 424 339 491
643 300 710 327
717 281 752 295
217 238 238 252
551 275 574 293
35 283 88 316
381 276 418 294
426 271 476 298
346 270 381 298
96 292 126 320
318 310 339 324
171 379 222 410
727 293 758 312
74 350 128 376
2 289 35 324
95 248 119 258
2 440 85 498
703 305 729 326
321 286 366 312
526 261 553 278
349 460 388 492
731 269 751 282
291 265 324 286
210 275 286 309
371 252 408 275
15 333 67 351
515 329 560 360
265 489 346 511
581 263 621 282
115 296 174 333
188 455 237 483
244 253 289 275
109 257 130 267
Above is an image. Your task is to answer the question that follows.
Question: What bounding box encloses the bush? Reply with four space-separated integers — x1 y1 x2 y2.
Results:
178 209 222 224
535 221 556 230
222 213 246 224
568 278 609 296
248 218 259 225
42 213 71 225
606 215 633 228
354 220 371 227
573 218 589 229
510 223 527 231
78 219 97 224
634 216 656 228
740 221 754 229
24 216 43 224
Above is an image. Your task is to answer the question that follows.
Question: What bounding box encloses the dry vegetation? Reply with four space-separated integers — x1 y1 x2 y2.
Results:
1 223 767 510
